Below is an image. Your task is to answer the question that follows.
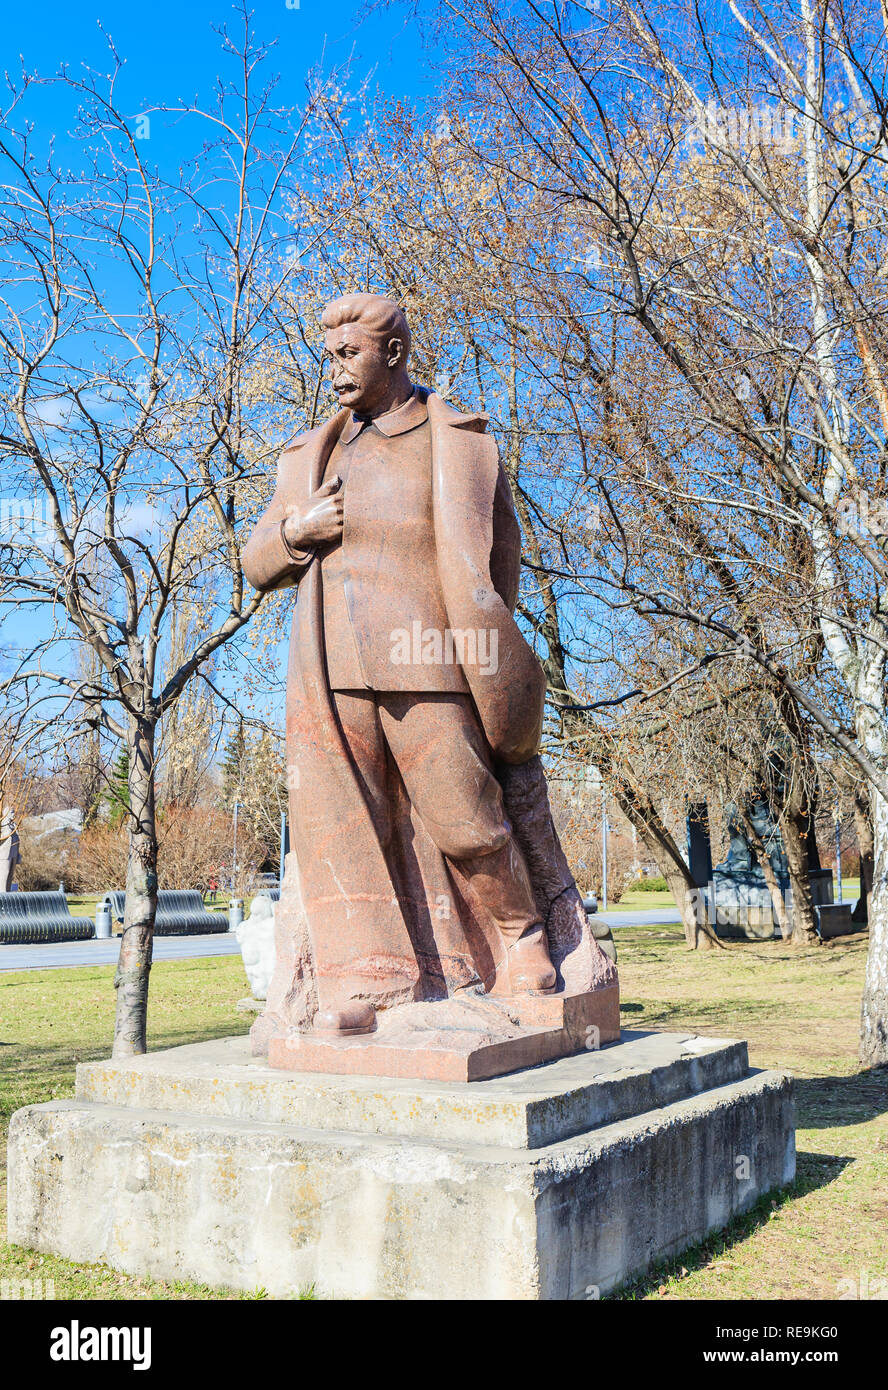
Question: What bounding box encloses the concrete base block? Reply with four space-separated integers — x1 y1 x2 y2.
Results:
7 1032 795 1300
713 920 779 940
815 904 857 939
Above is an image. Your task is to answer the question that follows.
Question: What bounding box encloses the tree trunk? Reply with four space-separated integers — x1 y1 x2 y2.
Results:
779 807 819 946
112 715 157 1057
861 786 888 1066
738 808 791 940
667 862 716 951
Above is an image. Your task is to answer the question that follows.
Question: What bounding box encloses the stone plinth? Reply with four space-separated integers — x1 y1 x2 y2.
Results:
709 865 853 941
816 903 857 938
268 985 620 1082
7 1031 795 1300
709 870 779 938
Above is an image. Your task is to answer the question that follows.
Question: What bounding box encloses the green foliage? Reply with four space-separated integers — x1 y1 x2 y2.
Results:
102 749 130 828
627 875 668 893
219 725 286 861
220 727 247 810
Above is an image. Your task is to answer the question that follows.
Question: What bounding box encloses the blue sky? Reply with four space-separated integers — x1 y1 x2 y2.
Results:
4 0 439 140
0 1 444 742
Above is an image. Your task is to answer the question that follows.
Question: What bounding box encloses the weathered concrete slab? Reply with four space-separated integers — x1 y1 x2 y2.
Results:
7 1032 794 1299
74 1030 749 1150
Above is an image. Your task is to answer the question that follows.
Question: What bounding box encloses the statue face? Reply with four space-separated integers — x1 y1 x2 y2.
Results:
324 321 403 416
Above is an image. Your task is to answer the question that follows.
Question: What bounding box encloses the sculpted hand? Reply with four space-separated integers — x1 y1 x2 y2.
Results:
283 476 344 549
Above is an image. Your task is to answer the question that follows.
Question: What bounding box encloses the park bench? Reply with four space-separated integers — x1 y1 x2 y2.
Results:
0 890 94 944
106 889 228 936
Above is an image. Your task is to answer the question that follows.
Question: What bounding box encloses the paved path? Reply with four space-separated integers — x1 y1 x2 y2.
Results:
0 931 241 973
0 907 683 972
599 907 682 927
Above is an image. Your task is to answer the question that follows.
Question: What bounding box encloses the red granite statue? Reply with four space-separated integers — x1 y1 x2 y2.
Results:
243 294 617 1078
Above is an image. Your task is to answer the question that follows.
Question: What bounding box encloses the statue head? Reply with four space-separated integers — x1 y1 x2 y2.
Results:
321 293 412 418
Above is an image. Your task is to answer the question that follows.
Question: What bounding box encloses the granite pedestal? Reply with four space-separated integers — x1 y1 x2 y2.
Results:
268 985 620 1082
7 1030 795 1300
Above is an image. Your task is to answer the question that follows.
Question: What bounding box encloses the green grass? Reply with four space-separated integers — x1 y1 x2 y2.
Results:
0 956 266 1299
1 923 886 1301
610 922 887 1299
63 895 101 919
606 888 677 912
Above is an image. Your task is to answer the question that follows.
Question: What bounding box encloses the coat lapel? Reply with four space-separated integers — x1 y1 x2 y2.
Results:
284 407 350 495
427 392 546 765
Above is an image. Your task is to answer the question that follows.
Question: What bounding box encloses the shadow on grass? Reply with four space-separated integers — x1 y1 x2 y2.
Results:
632 998 780 1030
148 1020 249 1051
4 1019 247 1065
611 1152 854 1300
794 1070 888 1129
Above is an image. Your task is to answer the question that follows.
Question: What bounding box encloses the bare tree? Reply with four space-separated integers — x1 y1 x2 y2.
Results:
426 0 888 1062
0 12 339 1054
286 97 755 950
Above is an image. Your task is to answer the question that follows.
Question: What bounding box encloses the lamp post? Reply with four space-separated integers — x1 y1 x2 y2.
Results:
601 784 608 911
232 800 240 894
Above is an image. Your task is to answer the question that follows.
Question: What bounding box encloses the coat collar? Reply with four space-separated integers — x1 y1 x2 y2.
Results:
340 388 429 445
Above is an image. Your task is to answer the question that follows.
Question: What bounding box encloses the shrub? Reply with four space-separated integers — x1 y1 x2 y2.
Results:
71 804 266 895
15 828 72 891
547 785 639 903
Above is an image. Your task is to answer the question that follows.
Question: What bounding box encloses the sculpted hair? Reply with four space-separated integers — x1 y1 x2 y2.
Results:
321 293 411 363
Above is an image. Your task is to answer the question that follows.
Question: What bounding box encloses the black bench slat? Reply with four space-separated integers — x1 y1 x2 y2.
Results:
0 891 95 944
106 889 228 936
